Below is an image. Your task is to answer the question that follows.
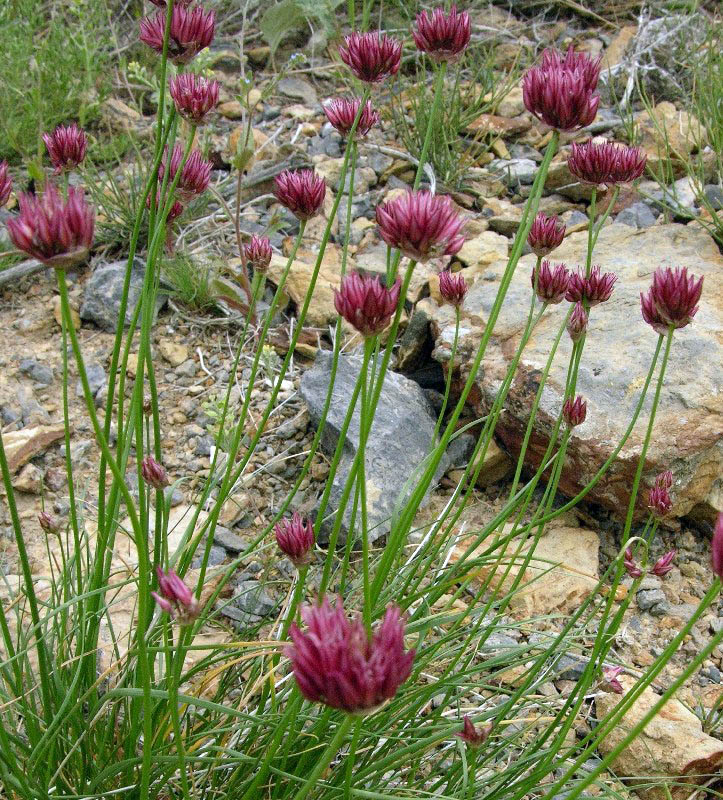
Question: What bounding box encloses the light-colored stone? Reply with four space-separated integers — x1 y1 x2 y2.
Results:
158 340 188 367
12 463 43 493
456 230 509 270
428 223 723 520
497 86 525 118
227 126 277 167
636 102 706 161
451 523 599 617
601 25 637 72
596 676 723 800
1 424 65 473
53 296 81 330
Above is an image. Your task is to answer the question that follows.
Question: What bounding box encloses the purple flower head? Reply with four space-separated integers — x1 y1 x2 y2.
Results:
568 140 647 187
528 212 565 257
532 260 570 304
151 566 200 625
655 470 674 491
339 32 402 83
640 266 703 335
160 145 212 202
7 184 94 269
0 161 12 208
38 511 60 534
566 302 588 343
623 548 643 579
169 73 219 123
522 45 601 131
334 271 401 338
713 514 723 581
141 455 169 490
287 597 415 714
140 5 215 65
457 715 492 748
651 550 676 578
376 190 466 262
412 5 471 64
323 97 380 138
648 485 672 518
243 234 272 274
275 512 315 567
274 169 326 221
602 665 624 694
565 265 617 306
146 190 184 222
562 395 587 427
43 123 87 174
438 270 468 307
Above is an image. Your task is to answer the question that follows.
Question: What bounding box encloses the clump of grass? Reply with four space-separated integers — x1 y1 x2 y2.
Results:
0 0 114 163
162 251 218 312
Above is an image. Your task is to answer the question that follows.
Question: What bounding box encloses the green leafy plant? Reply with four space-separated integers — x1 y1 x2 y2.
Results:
0 0 113 162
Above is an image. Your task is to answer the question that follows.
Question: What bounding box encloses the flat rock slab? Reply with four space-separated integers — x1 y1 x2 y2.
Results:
1 424 65 473
596 676 723 800
428 223 723 520
451 523 600 617
300 351 449 545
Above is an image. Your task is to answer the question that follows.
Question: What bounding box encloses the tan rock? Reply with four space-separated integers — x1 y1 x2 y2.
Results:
53 296 81 330
227 126 277 167
1 424 65 473
636 102 706 161
466 113 530 137
601 25 637 72
264 245 342 328
456 230 509 269
596 677 723 800
497 86 525 118
158 340 188 367
450 523 599 617
12 463 43 493
428 222 723 520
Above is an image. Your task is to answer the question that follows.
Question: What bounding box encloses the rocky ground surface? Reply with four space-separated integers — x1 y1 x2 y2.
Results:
0 4 722 795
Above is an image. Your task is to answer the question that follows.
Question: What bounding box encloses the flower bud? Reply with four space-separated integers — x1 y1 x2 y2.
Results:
322 97 379 138
338 31 402 84
43 124 87 174
565 265 617 306
38 511 60 533
566 302 588 343
275 512 315 567
562 395 586 427
651 550 676 577
169 73 219 123
412 5 471 64
532 260 570 304
640 266 703 335
274 169 326 221
151 566 200 625
602 665 624 694
648 485 672 518
0 161 12 208
141 455 169 490
243 235 272 274
528 212 565 257
623 547 643 579
438 270 468 307
456 715 492 748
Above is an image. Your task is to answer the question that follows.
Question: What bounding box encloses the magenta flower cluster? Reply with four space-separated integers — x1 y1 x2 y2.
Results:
523 45 601 131
169 73 219 123
439 270 468 307
8 184 94 269
287 597 415 715
274 169 327 221
568 140 646 187
140 4 215 65
339 32 402 83
243 235 272 273
275 512 315 567
528 212 565 257
152 566 200 626
323 97 380 138
640 266 703 335
376 190 466 262
412 5 471 64
334 272 401 338
43 123 87 174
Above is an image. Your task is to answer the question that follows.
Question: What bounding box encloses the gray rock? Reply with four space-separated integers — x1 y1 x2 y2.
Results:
213 526 247 553
81 259 167 332
165 486 184 507
614 202 658 229
490 158 537 186
300 351 450 545
76 361 106 398
445 433 477 470
221 580 277 627
19 359 53 385
703 184 723 211
647 176 699 218
555 655 588 681
192 545 226 568
636 588 667 612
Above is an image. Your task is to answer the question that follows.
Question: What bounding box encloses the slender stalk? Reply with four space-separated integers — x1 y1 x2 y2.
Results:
358 338 376 634
433 305 460 443
413 62 447 191
292 715 353 800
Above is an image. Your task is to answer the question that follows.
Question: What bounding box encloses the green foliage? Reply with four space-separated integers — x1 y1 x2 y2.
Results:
162 252 218 312
388 45 520 190
0 0 113 162
260 0 345 57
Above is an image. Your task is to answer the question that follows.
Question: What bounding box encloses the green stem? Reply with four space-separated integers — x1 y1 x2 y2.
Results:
414 62 447 191
291 715 353 800
345 718 363 800
433 306 460 443
358 338 375 635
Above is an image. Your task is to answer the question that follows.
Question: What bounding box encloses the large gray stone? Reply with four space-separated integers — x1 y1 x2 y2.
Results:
81 259 166 332
300 351 450 545
427 223 723 520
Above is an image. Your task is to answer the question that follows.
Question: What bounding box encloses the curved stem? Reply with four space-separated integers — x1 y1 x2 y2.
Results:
291 715 353 800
